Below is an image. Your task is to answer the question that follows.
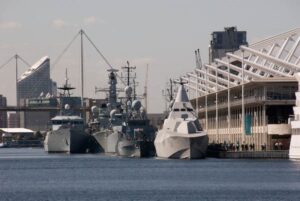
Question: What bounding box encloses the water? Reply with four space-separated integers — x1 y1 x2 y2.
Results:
0 148 300 201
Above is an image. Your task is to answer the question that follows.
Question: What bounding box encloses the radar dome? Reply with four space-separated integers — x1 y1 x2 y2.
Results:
110 109 117 118
132 100 142 111
91 106 99 113
64 104 70 110
140 106 146 116
124 86 132 96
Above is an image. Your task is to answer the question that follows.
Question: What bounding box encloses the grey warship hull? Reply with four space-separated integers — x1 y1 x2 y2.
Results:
44 128 89 153
155 132 209 159
91 130 119 154
116 138 156 157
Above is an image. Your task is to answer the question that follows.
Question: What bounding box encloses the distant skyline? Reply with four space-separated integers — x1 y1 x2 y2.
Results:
0 0 299 112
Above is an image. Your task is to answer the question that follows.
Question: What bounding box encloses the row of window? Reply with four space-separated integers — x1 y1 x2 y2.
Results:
52 120 83 125
173 108 193 112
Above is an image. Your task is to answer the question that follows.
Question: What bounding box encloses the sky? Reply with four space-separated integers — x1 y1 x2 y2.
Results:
0 0 299 113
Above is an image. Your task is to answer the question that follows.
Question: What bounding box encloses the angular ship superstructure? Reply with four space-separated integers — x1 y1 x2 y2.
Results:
154 80 208 159
289 73 300 159
44 71 89 153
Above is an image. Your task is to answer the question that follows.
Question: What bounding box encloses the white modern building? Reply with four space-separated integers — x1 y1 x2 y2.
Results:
289 73 300 159
182 28 300 151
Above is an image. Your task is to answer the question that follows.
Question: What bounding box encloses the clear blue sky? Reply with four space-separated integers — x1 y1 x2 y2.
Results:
0 0 299 112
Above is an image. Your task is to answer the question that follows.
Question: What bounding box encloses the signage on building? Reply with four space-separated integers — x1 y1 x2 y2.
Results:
244 114 252 135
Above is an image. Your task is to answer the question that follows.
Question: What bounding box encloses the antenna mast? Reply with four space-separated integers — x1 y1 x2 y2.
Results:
144 64 149 111
80 29 84 108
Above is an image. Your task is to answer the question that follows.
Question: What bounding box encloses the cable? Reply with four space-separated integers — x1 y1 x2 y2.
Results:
83 31 126 86
51 31 80 72
17 55 31 67
0 55 15 70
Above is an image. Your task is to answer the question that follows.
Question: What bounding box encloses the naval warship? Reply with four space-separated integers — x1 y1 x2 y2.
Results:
115 62 156 157
154 79 208 159
89 69 123 154
90 62 156 157
116 97 156 157
44 71 90 153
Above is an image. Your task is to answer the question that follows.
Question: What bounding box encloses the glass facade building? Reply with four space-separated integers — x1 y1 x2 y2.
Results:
17 56 57 105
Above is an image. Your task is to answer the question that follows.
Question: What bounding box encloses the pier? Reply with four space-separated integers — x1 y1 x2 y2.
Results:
212 150 289 159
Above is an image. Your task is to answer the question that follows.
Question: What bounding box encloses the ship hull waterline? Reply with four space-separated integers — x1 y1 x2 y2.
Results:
116 138 156 158
155 132 208 159
91 131 119 154
44 128 89 154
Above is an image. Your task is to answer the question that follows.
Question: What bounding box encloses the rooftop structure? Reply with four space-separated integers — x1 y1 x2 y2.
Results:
209 27 248 63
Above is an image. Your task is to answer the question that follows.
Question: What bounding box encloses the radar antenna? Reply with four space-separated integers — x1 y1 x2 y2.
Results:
58 69 75 97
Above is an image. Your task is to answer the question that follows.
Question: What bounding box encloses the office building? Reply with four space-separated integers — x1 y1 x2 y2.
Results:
0 95 7 128
209 27 248 63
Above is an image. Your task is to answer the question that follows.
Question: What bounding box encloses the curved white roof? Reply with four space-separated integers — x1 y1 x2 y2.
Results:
183 28 300 97
18 56 49 82
0 128 34 133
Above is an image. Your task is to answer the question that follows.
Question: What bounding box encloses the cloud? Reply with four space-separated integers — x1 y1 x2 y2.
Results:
52 19 66 29
0 21 21 30
84 16 107 25
84 16 97 25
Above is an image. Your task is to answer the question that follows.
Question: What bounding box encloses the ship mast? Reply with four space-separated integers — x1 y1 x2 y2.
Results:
121 61 136 101
80 29 84 109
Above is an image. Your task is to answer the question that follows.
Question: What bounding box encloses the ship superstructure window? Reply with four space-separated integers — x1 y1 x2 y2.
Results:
52 120 83 125
193 120 203 131
181 109 186 111
187 108 193 112
173 108 180 112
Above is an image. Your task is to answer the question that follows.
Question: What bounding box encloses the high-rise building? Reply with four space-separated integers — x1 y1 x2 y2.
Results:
17 56 57 105
17 56 57 129
209 26 248 63
0 95 8 128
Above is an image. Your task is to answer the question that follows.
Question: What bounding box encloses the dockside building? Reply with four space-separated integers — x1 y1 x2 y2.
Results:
182 28 300 151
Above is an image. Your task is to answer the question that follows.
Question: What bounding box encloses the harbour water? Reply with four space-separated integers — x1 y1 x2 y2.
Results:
0 148 300 201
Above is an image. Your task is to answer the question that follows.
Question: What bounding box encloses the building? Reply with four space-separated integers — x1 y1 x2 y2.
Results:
17 56 57 128
17 56 57 105
21 97 58 131
209 27 248 63
192 78 296 151
7 113 18 128
0 128 34 143
0 95 7 128
182 28 300 151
